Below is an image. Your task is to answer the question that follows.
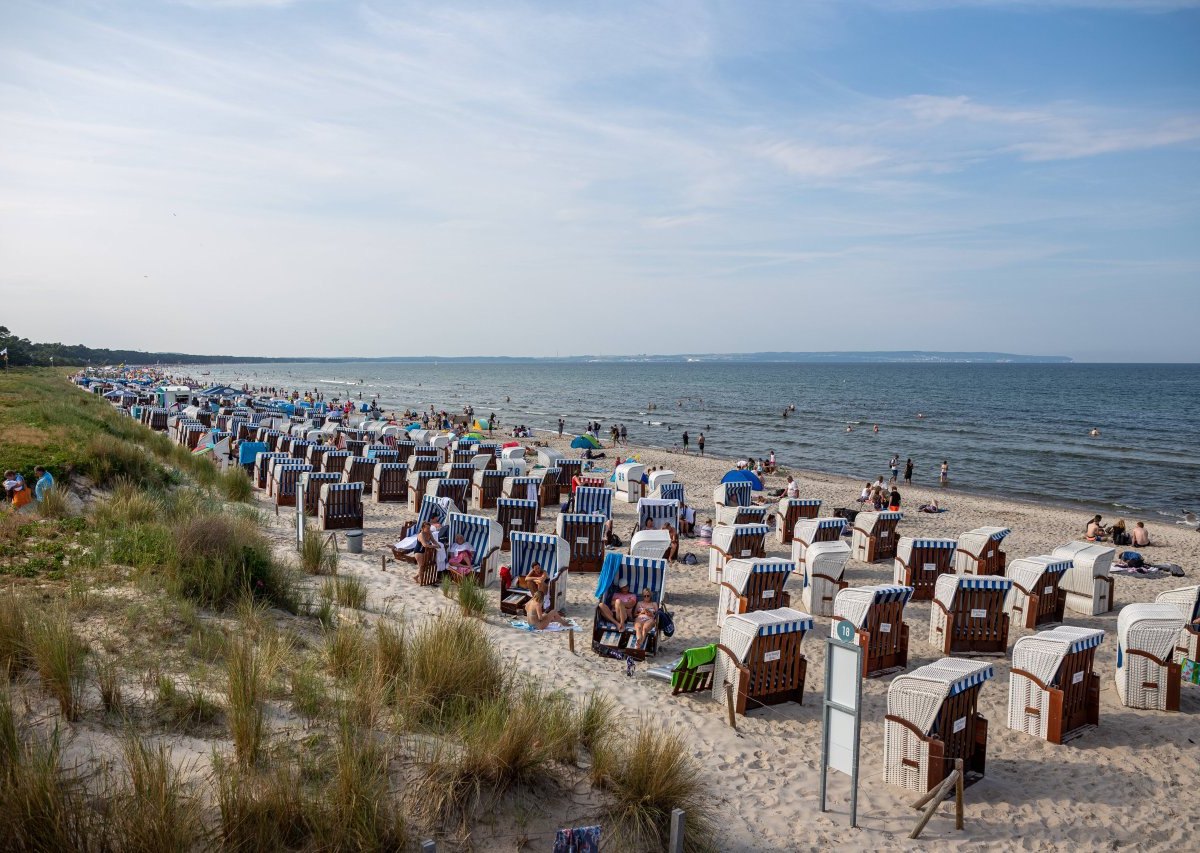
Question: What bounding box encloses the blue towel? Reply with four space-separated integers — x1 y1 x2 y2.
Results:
594 551 623 599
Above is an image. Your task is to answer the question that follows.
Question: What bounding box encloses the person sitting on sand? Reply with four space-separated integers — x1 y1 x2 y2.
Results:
1085 514 1107 542
1109 518 1130 546
918 499 941 513
698 518 713 545
632 588 660 649
664 521 680 562
446 533 475 578
856 481 871 504
521 561 565 628
598 580 638 632
1131 521 1150 547
785 476 798 498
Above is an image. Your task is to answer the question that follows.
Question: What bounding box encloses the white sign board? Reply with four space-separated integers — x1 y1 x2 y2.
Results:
821 621 864 828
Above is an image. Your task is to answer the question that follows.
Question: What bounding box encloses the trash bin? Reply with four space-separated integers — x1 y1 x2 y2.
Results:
345 530 363 554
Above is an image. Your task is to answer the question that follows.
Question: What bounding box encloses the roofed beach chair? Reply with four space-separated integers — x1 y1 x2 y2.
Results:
254 452 292 490
410 454 441 473
393 440 417 463
775 498 821 544
712 481 753 511
647 470 674 496
637 498 679 532
1051 541 1115 616
573 485 612 520
446 462 477 484
537 467 562 511
791 517 847 574
473 469 508 510
614 462 645 503
503 475 543 517
1154 585 1200 664
401 495 455 542
299 472 341 517
500 532 569 615
798 540 851 618
499 458 528 477
655 481 685 503
834 584 914 677
322 450 352 475
953 527 1011 576
930 574 1012 656
342 456 378 496
272 463 312 508
556 513 606 573
1115 604 1184 711
289 439 313 461
717 558 793 627
893 537 957 602
317 482 364 531
1008 626 1104 743
497 498 538 551
850 510 903 563
429 477 471 510
708 523 769 584
884 659 994 792
535 448 563 468
714 608 814 716
555 459 585 499
592 555 669 661
715 503 768 527
306 444 334 468
629 529 671 560
1004 555 1070 629
408 470 447 511
373 462 409 503
446 512 503 588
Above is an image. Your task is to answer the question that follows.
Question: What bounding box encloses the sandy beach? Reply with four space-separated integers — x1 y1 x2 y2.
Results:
243 430 1200 851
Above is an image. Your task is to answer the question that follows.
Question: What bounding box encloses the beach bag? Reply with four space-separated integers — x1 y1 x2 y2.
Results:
1113 531 1131 546
834 507 858 524
682 553 698 565
657 606 675 638
1183 659 1200 686
606 532 622 548
1121 551 1144 567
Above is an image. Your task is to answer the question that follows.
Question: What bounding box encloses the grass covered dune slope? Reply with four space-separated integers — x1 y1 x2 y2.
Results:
0 368 707 852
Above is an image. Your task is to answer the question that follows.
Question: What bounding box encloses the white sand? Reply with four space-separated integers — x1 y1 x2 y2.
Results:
255 433 1200 851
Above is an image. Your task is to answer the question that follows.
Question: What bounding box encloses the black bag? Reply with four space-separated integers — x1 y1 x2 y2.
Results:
657 606 675 638
607 532 622 548
834 507 859 524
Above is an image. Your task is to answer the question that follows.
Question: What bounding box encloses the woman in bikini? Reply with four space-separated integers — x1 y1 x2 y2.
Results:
598 581 637 631
632 587 660 650
523 562 566 628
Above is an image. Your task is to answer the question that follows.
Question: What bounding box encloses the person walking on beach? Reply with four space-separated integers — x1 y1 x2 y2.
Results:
904 458 913 484
619 423 627 444
697 433 705 456
682 431 689 454
557 418 564 437
939 460 949 485
889 454 899 481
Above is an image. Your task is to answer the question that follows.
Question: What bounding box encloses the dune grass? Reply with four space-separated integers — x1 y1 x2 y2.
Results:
155 676 222 732
171 513 297 613
226 633 283 768
35 485 71 520
112 734 202 853
28 603 87 721
403 615 505 727
218 468 254 503
322 574 367 610
0 587 32 679
299 528 338 575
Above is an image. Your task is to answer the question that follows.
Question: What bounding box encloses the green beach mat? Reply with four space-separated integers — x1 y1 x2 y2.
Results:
671 644 717 691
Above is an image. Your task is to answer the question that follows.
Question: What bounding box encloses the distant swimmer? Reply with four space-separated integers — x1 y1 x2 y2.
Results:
789 404 796 411
782 409 788 418
1089 428 1101 437
873 424 879 433
506 396 510 402
846 424 853 432
917 413 925 419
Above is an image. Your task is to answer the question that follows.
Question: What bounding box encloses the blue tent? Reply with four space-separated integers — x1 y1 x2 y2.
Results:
571 435 601 449
720 469 763 490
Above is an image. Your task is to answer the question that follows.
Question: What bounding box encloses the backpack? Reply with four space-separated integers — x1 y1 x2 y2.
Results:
657 606 675 638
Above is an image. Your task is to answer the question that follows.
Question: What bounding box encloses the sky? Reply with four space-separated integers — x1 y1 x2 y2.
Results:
1 1 1198 362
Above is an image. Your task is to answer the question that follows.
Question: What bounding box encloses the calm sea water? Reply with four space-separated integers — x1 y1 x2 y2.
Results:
178 362 1200 518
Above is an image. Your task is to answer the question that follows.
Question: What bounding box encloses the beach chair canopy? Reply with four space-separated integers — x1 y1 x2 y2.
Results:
835 584 914 628
933 573 1012 608
888 659 995 735
1012 626 1104 686
720 608 814 665
594 553 668 601
722 558 795 594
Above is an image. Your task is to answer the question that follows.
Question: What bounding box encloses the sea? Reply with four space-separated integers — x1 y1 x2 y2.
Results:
175 361 1200 520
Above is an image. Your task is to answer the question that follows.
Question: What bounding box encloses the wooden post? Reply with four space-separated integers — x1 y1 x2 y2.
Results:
909 771 958 840
669 808 686 853
568 627 575 654
955 758 964 830
724 683 737 729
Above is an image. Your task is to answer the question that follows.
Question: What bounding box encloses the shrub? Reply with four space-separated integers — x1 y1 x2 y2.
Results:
219 468 254 503
80 434 170 489
170 513 297 612
36 485 71 520
322 575 366 610
226 634 281 767
111 735 201 853
0 587 32 679
403 615 504 726
28 603 87 721
592 721 715 853
299 529 338 576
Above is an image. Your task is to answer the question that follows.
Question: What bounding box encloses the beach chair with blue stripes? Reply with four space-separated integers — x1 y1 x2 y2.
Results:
1005 555 1070 629
953 527 1011 576
834 584 914 677
592 555 669 660
306 444 333 468
429 477 470 510
446 512 503 587
712 481 753 510
317 482 364 531
709 523 769 584
655 481 685 503
537 467 562 511
714 608 814 716
885 658 994 792
272 463 312 508
321 450 352 475
930 575 1012 656
299 472 342 517
497 498 538 551
366 446 399 465
473 469 509 510
289 440 313 461
503 475 544 517
850 510 903 563
637 498 679 532
717 558 793 627
894 537 958 602
555 513 606 573
1115 604 1183 712
373 462 409 504
410 454 441 473
500 531 569 615
572 486 612 521
255 452 293 491
790 517 847 574
408 470 448 512
393 440 417 464
775 498 821 544
555 459 584 499
1052 541 1115 616
1154 584 1200 664
647 470 675 497
715 503 768 527
798 540 851 617
1009 626 1104 744
342 456 378 496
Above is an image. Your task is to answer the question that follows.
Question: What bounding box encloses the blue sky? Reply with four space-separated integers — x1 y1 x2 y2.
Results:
1 0 1197 361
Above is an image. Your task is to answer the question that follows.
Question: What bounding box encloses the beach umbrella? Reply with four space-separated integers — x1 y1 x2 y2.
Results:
571 434 601 449
473 418 490 431
720 469 763 490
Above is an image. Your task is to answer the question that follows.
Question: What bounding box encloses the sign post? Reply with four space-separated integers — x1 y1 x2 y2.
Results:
820 619 864 828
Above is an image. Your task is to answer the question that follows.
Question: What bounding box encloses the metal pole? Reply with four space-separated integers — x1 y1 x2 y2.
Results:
669 808 686 853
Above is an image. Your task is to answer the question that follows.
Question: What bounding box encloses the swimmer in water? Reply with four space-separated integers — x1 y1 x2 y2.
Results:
846 424 853 432
917 413 924 419
1089 427 1100 437
873 424 879 433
